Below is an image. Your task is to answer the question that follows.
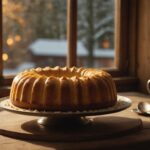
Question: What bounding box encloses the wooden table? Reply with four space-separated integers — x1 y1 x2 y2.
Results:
0 92 150 150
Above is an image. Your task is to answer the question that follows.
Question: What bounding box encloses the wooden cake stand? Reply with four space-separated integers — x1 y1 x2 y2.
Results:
0 96 143 142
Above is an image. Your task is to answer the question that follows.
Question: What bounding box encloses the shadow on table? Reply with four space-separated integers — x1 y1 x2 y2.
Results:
1 116 149 150
0 108 3 112
19 116 145 150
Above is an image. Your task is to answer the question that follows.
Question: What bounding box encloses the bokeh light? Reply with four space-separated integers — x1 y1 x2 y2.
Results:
2 53 9 61
7 38 14 46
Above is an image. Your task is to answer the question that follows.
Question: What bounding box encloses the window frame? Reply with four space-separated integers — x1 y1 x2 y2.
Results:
0 0 2 78
0 0 138 94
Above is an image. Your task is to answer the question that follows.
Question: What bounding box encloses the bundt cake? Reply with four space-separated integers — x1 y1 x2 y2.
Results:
10 66 117 111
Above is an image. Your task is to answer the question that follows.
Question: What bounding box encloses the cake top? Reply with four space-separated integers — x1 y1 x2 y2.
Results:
15 66 111 80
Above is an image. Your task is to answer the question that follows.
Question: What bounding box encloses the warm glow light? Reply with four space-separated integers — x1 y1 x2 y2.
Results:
7 38 14 46
15 35 21 42
102 39 110 49
3 0 8 5
47 3 53 10
2 53 9 61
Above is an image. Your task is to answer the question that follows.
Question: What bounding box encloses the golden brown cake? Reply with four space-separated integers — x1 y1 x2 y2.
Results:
10 66 117 111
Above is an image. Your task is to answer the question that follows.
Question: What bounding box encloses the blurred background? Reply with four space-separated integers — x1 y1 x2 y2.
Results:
2 0 115 75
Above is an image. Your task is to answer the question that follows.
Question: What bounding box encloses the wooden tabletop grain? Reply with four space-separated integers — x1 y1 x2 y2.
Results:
0 92 150 150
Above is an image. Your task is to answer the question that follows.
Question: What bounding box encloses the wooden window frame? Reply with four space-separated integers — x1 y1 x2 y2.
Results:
0 0 138 96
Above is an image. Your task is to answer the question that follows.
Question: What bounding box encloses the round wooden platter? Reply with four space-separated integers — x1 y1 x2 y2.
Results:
0 111 142 142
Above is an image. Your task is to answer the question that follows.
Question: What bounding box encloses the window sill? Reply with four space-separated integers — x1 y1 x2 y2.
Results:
0 86 10 98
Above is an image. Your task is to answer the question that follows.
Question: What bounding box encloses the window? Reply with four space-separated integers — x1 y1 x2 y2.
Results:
3 0 115 75
0 0 138 93
77 0 115 68
3 0 67 75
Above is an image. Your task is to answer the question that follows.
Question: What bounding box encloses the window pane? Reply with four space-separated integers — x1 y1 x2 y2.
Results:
3 0 67 75
77 0 115 68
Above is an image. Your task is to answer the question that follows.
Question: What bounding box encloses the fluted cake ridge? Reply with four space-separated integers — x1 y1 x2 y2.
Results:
10 66 117 111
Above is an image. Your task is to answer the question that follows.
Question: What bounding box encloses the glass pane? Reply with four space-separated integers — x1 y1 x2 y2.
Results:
3 0 67 75
77 0 115 68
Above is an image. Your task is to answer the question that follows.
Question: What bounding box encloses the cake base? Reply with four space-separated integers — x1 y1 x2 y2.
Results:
0 95 132 117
